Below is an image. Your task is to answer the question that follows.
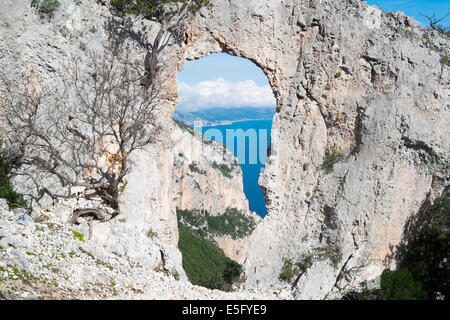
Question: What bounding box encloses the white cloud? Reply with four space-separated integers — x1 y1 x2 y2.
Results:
177 77 276 112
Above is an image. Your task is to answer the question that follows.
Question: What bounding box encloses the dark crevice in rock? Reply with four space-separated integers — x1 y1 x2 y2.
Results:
361 54 382 65
332 252 354 286
351 102 367 154
400 136 438 164
155 249 169 275
304 86 329 126
323 205 338 230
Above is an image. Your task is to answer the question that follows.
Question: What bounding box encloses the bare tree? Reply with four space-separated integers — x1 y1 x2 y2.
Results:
109 0 213 87
420 10 450 30
0 43 161 220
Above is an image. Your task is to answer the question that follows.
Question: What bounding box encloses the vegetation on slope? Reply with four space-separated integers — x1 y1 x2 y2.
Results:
0 153 26 209
177 222 242 291
206 208 256 239
177 208 256 240
176 207 257 290
31 0 60 20
344 194 449 300
401 195 449 299
321 149 344 174
173 119 196 136
211 161 234 179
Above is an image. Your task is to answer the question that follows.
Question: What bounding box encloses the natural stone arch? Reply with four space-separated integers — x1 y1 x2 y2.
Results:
173 0 449 300
0 0 447 300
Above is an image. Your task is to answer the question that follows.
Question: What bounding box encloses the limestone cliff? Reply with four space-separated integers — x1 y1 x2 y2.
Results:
180 0 449 299
0 0 186 291
0 199 290 299
171 119 260 263
171 120 250 217
0 0 448 300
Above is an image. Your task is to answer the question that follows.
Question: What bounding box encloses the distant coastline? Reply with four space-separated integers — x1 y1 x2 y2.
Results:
200 119 273 218
174 107 276 127
186 117 274 127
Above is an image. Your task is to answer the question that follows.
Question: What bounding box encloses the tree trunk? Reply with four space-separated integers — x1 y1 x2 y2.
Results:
70 208 108 224
142 26 165 88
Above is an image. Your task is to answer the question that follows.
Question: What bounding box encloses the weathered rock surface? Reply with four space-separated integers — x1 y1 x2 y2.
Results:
179 0 449 299
171 120 260 263
0 202 291 299
171 120 250 217
1 0 448 300
0 0 185 297
0 0 259 297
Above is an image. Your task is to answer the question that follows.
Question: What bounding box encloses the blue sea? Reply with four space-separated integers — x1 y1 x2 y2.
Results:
199 120 272 218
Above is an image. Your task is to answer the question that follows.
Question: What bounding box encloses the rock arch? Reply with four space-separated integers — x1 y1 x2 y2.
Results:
173 0 449 299
0 0 447 300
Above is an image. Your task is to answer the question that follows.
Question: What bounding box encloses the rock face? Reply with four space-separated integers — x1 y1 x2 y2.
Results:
0 202 291 299
180 0 449 299
0 0 186 292
171 121 250 217
171 120 260 263
0 0 449 300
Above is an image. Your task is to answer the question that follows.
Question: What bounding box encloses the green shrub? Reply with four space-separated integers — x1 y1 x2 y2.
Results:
205 208 256 240
441 55 450 67
177 208 256 240
211 161 233 179
276 105 283 113
314 246 342 269
343 270 427 300
344 194 449 300
351 143 361 155
380 269 428 300
342 281 384 300
173 119 195 136
279 258 300 283
177 208 207 228
331 249 343 269
0 154 27 209
171 269 180 281
110 0 213 19
279 248 342 284
297 253 314 274
177 223 241 291
79 42 87 51
321 149 344 173
404 196 449 299
146 229 157 239
70 229 85 242
436 25 450 38
189 162 206 175
31 0 60 20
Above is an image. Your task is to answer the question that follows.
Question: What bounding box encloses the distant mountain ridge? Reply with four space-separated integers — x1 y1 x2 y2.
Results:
174 107 275 126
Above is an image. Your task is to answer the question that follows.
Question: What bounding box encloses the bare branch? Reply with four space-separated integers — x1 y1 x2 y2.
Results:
70 208 108 225
1 40 161 217
420 10 450 30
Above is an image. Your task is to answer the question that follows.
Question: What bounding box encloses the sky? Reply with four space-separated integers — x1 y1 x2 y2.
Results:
177 53 275 112
366 0 450 27
177 0 449 112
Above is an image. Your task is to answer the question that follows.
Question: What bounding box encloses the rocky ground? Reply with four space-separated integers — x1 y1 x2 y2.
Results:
0 198 292 300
